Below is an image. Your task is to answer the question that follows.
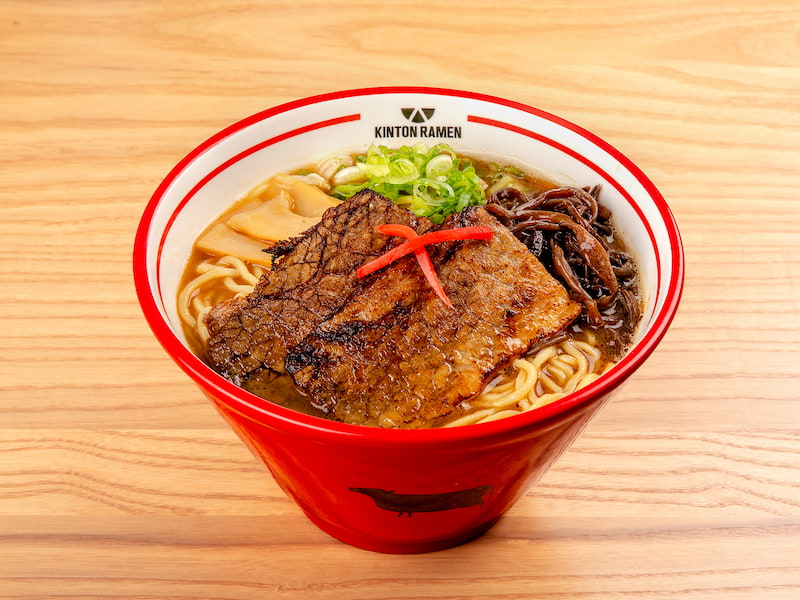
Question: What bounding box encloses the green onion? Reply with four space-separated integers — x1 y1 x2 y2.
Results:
330 143 486 224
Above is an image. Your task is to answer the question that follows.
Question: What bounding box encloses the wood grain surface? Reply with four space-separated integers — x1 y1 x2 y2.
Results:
1 0 799 598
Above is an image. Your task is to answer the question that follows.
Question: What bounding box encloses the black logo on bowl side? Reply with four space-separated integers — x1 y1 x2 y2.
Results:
349 485 494 517
401 107 436 123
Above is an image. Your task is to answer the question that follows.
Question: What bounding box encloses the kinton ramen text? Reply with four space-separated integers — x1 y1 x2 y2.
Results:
374 125 462 139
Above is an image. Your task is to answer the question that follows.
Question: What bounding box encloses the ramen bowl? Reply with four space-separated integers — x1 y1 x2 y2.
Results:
133 87 684 553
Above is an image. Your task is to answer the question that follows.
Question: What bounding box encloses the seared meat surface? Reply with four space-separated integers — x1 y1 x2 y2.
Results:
205 191 580 427
285 206 581 428
204 190 428 396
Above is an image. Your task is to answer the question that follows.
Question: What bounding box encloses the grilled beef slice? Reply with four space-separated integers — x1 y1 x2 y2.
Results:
204 190 430 396
284 206 582 428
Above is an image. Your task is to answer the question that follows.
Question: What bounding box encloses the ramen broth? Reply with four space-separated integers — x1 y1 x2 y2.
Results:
178 148 641 427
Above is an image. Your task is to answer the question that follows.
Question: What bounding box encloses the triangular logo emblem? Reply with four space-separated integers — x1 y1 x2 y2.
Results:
401 107 436 123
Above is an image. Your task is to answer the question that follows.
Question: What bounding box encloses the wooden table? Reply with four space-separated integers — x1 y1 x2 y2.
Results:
2 1 798 597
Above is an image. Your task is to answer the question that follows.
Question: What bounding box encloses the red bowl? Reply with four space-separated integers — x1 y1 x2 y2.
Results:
133 87 684 553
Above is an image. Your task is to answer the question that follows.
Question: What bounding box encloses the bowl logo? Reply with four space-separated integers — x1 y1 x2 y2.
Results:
401 107 435 123
373 107 462 140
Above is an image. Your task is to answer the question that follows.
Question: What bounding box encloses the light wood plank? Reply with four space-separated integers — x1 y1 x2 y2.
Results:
1 0 798 598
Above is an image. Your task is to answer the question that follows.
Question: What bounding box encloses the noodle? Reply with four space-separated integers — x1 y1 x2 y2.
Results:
178 255 265 344
444 331 612 427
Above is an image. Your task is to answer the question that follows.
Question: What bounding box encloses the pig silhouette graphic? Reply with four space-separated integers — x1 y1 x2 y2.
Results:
349 485 494 517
